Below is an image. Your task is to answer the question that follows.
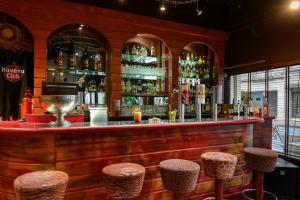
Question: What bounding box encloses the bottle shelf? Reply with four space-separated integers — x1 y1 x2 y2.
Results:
179 77 218 83
121 54 168 64
179 59 203 66
47 67 106 76
121 73 165 80
121 65 166 78
122 93 168 97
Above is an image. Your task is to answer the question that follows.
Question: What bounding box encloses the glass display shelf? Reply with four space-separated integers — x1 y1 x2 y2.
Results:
121 104 168 117
122 93 168 97
121 73 165 80
179 59 201 66
47 67 106 76
122 65 166 80
121 54 168 64
179 77 218 82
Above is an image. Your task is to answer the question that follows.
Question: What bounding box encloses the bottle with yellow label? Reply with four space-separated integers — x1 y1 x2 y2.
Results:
263 97 269 117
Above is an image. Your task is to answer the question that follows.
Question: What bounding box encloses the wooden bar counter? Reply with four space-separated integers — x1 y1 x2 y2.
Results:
0 117 270 200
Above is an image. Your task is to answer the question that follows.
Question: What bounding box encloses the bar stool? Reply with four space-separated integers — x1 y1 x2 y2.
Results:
102 163 145 199
201 152 237 200
14 170 69 200
243 147 278 200
159 159 200 200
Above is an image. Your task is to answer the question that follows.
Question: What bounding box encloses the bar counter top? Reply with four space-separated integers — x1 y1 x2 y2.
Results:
0 116 262 134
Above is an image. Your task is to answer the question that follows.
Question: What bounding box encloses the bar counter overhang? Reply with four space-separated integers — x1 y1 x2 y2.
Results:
0 116 272 200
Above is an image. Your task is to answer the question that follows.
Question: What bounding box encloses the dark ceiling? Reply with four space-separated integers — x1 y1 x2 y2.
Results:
66 0 289 31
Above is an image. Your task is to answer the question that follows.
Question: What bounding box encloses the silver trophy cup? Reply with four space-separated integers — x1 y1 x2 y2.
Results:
39 95 78 127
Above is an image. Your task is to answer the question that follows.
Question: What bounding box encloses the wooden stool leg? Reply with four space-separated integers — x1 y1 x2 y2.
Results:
174 193 184 200
215 179 224 200
255 171 264 200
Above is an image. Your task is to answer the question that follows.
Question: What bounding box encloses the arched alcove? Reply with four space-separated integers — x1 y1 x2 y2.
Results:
0 12 34 120
120 33 171 116
46 24 110 107
179 42 218 114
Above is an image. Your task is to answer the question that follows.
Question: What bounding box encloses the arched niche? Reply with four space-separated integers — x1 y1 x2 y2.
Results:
0 12 34 120
46 24 111 107
47 24 110 72
179 42 218 114
120 33 170 116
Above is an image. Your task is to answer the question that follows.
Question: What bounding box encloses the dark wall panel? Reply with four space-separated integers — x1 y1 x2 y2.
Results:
226 10 300 74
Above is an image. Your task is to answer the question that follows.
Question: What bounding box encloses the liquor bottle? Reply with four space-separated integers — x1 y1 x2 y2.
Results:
198 56 203 65
204 67 210 80
126 79 131 94
20 89 33 119
190 53 194 60
56 50 64 70
155 80 160 94
240 98 245 115
160 79 165 93
211 65 217 80
132 44 138 55
82 47 89 70
68 42 76 70
233 98 237 115
186 52 190 61
121 79 126 94
237 100 240 116
255 98 261 117
150 43 155 56
243 99 249 116
94 48 102 71
131 84 137 94
249 97 254 116
137 80 143 93
100 79 106 92
263 97 269 117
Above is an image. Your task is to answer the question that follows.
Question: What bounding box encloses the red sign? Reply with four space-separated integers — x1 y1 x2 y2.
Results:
1 65 24 82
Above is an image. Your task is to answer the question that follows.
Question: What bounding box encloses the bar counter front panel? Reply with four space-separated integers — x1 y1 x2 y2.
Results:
0 117 268 200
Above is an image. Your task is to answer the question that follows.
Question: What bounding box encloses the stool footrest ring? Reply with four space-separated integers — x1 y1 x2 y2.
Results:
242 189 278 200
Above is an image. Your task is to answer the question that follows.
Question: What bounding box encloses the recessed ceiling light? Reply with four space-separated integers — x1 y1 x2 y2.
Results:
80 24 84 27
196 9 203 16
290 0 300 10
160 3 166 12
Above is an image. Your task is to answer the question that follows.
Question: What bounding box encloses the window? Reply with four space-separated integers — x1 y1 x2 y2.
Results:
291 89 300 118
288 65 300 157
268 91 278 118
268 68 286 153
230 67 286 154
230 73 249 103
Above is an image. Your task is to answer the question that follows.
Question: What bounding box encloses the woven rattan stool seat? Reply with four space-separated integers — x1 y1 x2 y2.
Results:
159 159 200 195
14 170 69 200
244 147 278 172
201 152 237 180
102 163 145 199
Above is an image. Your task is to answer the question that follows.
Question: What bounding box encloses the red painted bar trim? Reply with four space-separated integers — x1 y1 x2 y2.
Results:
0 117 262 135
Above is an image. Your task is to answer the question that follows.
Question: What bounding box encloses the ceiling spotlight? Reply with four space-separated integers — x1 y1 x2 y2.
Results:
160 3 166 12
196 9 203 16
79 24 84 27
290 0 300 10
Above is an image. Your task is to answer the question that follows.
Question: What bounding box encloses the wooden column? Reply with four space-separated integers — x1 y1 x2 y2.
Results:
169 51 180 111
215 179 224 200
33 37 47 114
255 171 264 200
